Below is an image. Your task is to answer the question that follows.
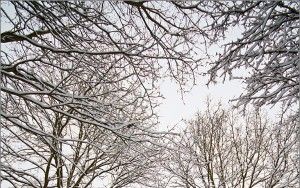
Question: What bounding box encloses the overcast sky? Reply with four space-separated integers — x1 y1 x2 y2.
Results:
157 77 242 131
157 74 285 132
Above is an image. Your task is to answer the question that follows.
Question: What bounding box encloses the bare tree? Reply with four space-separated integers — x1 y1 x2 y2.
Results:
165 0 299 115
1 56 162 187
1 1 298 187
202 1 299 114
163 101 298 188
1 112 162 188
1 0 200 139
0 1 207 187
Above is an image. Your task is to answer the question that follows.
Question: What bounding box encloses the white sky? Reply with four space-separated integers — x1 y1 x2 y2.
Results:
157 74 287 133
157 77 244 131
156 22 286 132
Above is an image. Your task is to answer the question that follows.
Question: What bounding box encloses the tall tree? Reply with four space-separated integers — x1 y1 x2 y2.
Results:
0 1 204 187
1 1 299 187
163 101 298 187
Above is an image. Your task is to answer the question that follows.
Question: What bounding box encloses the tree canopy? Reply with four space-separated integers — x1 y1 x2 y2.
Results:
1 1 299 187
